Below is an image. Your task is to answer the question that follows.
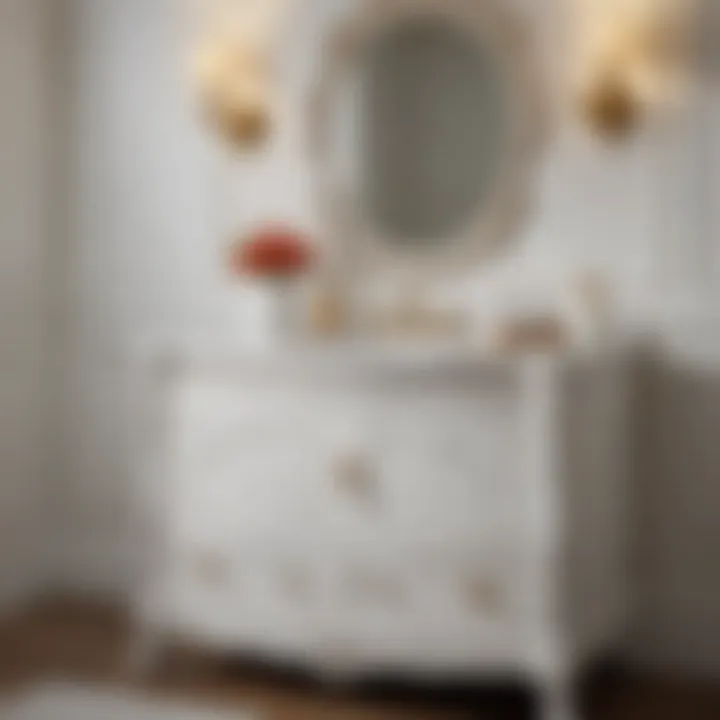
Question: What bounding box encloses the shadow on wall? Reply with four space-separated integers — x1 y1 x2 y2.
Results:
631 338 720 677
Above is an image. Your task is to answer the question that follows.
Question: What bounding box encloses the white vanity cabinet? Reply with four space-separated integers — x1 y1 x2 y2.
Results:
133 345 630 718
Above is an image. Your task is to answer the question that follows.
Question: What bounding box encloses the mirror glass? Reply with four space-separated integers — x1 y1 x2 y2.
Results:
352 17 509 248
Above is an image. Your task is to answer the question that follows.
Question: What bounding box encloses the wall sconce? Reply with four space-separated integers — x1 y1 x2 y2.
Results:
574 0 694 139
188 0 295 150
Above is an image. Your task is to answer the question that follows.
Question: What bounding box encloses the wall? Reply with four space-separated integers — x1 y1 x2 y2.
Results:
0 0 55 609
629 326 720 677
60 0 223 593
60 0 720 675
627 1 720 674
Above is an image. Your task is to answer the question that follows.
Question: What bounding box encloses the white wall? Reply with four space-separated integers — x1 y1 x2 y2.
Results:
59 0 222 593
59 0 720 675
0 0 55 609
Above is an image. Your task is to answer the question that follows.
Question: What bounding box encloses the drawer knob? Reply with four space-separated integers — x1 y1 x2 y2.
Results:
343 568 405 609
332 451 379 506
279 564 313 603
195 551 233 588
466 577 505 616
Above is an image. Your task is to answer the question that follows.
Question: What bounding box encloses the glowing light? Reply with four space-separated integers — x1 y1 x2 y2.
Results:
186 0 296 149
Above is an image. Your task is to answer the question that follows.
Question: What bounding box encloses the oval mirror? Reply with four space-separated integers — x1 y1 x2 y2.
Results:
360 18 506 247
311 0 548 276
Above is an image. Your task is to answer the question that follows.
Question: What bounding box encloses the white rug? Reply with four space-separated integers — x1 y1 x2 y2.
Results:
2 684 252 720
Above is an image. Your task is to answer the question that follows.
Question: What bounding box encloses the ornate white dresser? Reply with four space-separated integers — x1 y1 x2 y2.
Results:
133 343 629 719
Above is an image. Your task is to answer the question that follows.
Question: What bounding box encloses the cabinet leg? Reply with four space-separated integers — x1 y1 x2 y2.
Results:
127 626 166 681
315 663 362 692
537 674 580 720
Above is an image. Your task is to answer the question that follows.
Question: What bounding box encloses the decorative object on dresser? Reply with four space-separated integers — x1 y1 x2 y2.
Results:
228 224 316 348
306 280 353 339
368 284 471 341
491 315 571 356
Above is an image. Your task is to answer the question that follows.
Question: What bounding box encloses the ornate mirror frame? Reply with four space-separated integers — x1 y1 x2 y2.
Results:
309 0 551 280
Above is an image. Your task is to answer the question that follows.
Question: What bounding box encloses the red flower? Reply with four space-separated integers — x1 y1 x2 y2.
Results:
230 225 315 279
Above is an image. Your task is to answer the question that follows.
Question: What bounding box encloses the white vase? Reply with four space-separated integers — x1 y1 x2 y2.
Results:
242 280 298 350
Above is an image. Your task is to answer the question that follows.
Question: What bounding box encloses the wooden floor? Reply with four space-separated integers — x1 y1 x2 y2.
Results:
1 600 719 720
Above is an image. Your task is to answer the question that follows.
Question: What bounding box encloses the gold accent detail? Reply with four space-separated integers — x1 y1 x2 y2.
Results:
492 315 569 355
332 451 379 506
279 564 313 603
196 551 232 588
343 569 405 609
580 69 640 139
308 285 350 337
192 37 274 150
466 577 505 616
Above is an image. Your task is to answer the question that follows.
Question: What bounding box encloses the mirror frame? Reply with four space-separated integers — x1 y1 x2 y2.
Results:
309 0 551 280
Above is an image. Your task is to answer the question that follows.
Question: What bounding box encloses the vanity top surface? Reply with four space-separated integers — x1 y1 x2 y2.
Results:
130 335 629 378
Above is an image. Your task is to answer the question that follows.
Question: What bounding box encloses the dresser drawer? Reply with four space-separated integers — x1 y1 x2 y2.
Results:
168 373 529 554
165 542 538 669
165 546 331 657
168 377 370 548
360 389 527 547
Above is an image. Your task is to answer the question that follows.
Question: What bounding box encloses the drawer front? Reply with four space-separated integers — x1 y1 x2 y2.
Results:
168 377 369 548
361 389 527 547
167 374 527 554
166 547 332 656
319 552 533 666
166 543 538 668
